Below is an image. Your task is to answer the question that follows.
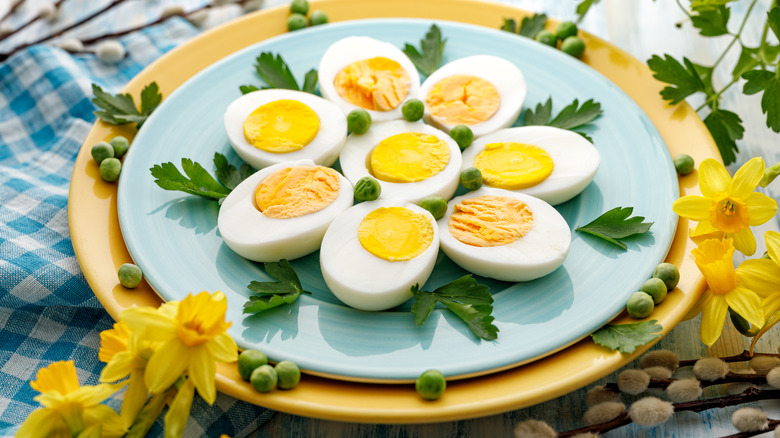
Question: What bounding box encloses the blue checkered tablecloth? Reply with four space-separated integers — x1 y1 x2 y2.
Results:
0 10 277 437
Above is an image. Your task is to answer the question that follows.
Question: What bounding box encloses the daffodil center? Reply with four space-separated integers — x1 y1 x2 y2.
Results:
710 194 749 234
177 323 212 347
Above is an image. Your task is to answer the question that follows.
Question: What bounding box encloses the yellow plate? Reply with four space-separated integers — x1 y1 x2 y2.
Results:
69 0 714 423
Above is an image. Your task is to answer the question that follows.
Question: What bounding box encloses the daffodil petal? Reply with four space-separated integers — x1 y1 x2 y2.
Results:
189 346 216 405
732 227 757 256
100 351 135 383
737 258 780 297
120 307 177 342
699 158 731 197
70 383 123 407
17 408 67 438
682 289 712 321
766 230 780 262
83 404 126 438
745 192 778 226
700 294 728 346
164 378 195 438
673 196 711 221
762 293 780 320
725 287 764 328
730 157 765 199
120 369 148 430
209 333 238 364
35 391 67 409
692 220 719 236
145 339 190 394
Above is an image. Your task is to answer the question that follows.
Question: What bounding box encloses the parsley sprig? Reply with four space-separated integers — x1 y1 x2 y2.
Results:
244 259 311 313
523 97 603 141
576 207 654 250
402 24 446 76
591 319 662 354
500 13 548 38
241 52 318 95
150 152 252 201
411 275 498 340
92 82 162 130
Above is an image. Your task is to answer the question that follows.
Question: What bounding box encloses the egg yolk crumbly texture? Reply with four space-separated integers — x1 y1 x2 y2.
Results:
426 75 500 126
243 100 320 153
474 142 554 190
449 195 534 247
369 132 450 183
334 57 411 111
255 166 340 218
358 207 433 261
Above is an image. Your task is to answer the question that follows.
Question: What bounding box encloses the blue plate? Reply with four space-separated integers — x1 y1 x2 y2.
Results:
117 18 678 382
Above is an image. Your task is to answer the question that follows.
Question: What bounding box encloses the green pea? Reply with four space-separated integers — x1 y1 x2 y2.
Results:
416 369 446 401
237 350 268 381
534 29 557 47
110 136 130 158
449 124 473 150
561 35 586 58
354 176 381 202
556 21 578 40
652 262 680 291
460 167 483 191
640 277 668 304
626 291 654 319
91 141 114 164
250 364 278 393
287 13 308 31
289 0 309 15
674 154 695 176
418 196 447 220
99 157 122 182
275 360 301 390
347 109 371 134
309 10 328 26
402 98 424 122
117 263 143 288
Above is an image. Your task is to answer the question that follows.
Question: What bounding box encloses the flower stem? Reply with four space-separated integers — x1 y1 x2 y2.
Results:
125 387 176 438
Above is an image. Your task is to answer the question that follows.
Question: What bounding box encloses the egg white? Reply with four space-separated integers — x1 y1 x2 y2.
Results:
223 89 347 169
318 36 421 122
320 200 440 311
217 159 353 262
438 187 571 282
339 120 462 204
461 126 600 205
419 54 526 137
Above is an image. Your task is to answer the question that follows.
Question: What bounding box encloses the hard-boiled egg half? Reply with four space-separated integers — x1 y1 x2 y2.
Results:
224 89 347 169
419 54 526 137
320 200 439 311
439 187 571 282
218 159 353 262
461 126 600 205
339 120 462 203
318 36 421 122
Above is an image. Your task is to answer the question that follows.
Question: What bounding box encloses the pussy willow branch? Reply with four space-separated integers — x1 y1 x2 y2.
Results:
0 0 65 44
603 371 769 392
678 350 778 367
720 419 780 438
0 0 25 26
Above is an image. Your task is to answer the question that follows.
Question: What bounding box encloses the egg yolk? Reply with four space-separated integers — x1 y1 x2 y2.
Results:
243 100 320 153
426 75 500 126
255 166 340 218
474 142 554 190
369 132 450 183
449 195 534 247
334 57 410 111
358 207 433 261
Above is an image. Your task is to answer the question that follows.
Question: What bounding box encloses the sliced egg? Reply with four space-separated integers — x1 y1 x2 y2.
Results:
218 159 353 262
461 126 600 205
439 187 571 282
224 89 347 169
318 36 421 122
339 120 462 203
419 55 526 137
320 200 439 311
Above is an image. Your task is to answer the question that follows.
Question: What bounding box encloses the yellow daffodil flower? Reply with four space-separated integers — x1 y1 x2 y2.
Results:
692 238 766 346
673 157 777 256
120 291 238 405
17 361 125 438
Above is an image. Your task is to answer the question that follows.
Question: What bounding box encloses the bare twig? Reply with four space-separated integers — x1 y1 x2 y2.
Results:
604 371 770 392
0 0 25 25
79 4 212 46
0 0 66 44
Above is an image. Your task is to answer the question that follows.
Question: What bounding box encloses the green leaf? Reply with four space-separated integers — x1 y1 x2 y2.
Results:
402 24 446 76
518 13 547 38
691 6 730 36
768 6 780 40
150 159 231 200
647 55 706 104
703 108 743 165
591 320 662 354
732 46 761 80
91 82 162 130
523 97 602 141
742 69 774 95
576 206 653 250
254 52 300 90
139 82 163 116
523 98 553 126
302 69 318 94
244 260 311 313
411 275 497 340
742 69 780 132
239 85 260 95
576 0 600 23
213 153 253 191
690 0 737 12
500 17 517 33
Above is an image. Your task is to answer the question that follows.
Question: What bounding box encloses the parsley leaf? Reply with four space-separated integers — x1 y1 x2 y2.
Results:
518 13 547 38
302 69 318 94
690 0 738 12
523 99 553 126
246 53 319 95
500 18 517 33
239 85 260 95
411 275 497 340
403 24 446 76
523 97 603 140
575 207 653 250
691 6 730 36
647 55 707 104
92 82 163 130
244 259 311 313
732 46 762 80
770 6 780 40
576 0 600 23
703 108 743 165
150 153 248 201
742 69 780 132
591 320 662 354
213 152 253 191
